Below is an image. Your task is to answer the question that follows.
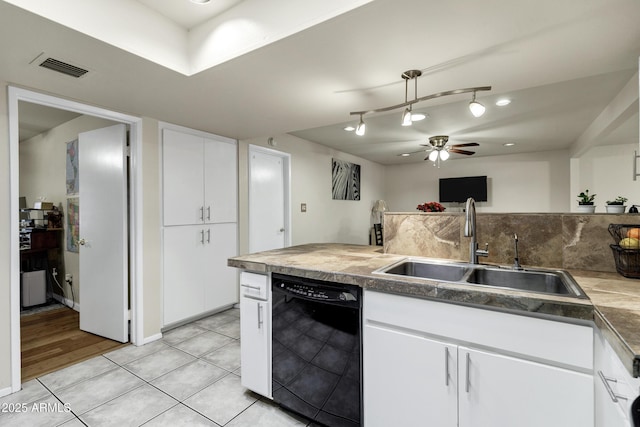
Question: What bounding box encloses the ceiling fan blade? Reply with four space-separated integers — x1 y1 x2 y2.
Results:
449 148 475 155
450 142 479 148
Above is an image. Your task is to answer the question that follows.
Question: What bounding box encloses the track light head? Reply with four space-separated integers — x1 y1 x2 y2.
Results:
355 115 366 136
469 91 486 117
401 107 413 126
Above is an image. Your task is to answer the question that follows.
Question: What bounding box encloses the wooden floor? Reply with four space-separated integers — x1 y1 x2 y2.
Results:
21 306 129 382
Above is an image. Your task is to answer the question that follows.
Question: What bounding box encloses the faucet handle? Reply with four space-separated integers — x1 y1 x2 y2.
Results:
476 243 489 257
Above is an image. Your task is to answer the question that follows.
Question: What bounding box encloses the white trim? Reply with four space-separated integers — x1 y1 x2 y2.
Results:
0 386 13 399
248 144 292 249
157 121 236 145
8 86 144 393
142 332 163 345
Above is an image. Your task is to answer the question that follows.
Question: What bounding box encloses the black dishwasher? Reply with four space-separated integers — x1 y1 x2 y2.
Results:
271 273 362 427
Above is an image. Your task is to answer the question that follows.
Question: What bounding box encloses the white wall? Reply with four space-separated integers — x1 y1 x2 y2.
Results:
571 143 639 212
384 149 571 213
238 134 386 254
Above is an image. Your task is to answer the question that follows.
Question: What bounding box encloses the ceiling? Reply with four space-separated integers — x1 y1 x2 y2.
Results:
3 0 639 165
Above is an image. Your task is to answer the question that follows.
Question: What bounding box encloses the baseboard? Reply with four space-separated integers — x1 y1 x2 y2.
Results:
142 333 162 345
0 385 14 398
51 294 80 312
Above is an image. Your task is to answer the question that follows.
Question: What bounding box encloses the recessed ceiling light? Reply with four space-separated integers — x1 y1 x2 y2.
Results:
503 142 515 147
190 0 211 4
410 112 428 121
399 153 411 157
496 99 511 106
343 126 355 132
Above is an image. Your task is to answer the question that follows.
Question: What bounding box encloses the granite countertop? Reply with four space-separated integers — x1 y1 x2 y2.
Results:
228 243 640 376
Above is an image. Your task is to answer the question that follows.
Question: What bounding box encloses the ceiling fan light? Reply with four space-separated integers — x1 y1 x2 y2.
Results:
401 108 413 126
355 116 366 136
428 150 439 161
439 150 450 161
410 112 426 121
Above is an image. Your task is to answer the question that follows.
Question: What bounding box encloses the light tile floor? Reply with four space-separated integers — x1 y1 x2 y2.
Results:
1 308 316 427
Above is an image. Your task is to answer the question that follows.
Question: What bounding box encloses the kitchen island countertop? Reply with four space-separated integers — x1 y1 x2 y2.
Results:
229 243 640 376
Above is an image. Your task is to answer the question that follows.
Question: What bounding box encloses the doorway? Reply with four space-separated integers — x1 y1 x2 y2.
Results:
8 86 143 393
248 145 291 252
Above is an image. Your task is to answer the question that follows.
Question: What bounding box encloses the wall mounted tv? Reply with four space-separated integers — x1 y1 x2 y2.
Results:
439 176 488 203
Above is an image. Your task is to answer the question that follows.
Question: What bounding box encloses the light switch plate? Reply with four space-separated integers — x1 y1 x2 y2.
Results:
301 203 307 212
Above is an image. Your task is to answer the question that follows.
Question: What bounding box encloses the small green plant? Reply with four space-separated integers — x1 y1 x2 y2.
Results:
577 189 596 205
606 196 628 205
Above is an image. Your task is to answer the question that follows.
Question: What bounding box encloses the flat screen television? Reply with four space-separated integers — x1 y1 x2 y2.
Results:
439 176 488 203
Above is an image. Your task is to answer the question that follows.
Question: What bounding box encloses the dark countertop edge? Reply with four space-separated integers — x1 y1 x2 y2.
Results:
228 245 637 376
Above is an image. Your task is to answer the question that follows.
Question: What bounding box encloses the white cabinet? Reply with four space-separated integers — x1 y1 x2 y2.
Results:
363 290 594 427
162 128 237 226
161 126 238 326
459 347 593 427
163 223 238 325
595 327 640 427
239 272 271 397
364 324 457 427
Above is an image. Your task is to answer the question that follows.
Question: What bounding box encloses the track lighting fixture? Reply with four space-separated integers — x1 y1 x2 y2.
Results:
350 69 490 134
468 91 486 117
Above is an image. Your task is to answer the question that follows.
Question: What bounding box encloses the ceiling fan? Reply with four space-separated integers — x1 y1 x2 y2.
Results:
399 135 479 166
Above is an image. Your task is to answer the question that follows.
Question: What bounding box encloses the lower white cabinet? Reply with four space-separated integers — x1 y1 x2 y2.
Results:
595 327 640 427
239 272 271 397
364 324 457 427
163 223 237 325
363 290 594 427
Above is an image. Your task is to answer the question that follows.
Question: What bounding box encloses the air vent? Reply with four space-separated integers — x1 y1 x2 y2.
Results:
39 57 89 78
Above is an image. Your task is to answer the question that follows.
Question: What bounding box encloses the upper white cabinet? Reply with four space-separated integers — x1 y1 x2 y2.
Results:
163 128 237 226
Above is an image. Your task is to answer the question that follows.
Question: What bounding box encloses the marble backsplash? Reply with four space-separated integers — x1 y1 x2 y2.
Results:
384 213 640 273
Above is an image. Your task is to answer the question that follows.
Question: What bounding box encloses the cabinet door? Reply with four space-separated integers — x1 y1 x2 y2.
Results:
204 137 237 224
458 347 593 427
163 226 206 325
204 223 238 311
163 129 205 226
363 324 458 427
240 294 271 397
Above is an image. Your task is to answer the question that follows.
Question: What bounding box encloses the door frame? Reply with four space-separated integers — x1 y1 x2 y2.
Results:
8 86 144 392
248 144 292 251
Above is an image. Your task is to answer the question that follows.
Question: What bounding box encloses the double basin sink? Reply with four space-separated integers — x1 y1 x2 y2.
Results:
375 258 586 299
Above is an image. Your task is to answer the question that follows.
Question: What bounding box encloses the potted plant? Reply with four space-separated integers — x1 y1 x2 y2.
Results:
606 196 628 214
576 190 596 213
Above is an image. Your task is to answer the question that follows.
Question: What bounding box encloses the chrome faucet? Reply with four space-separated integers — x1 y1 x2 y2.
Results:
513 234 523 270
464 197 489 264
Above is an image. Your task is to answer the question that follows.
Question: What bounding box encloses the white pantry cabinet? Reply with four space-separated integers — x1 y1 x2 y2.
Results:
162 128 237 226
161 126 238 326
363 290 594 427
163 223 237 325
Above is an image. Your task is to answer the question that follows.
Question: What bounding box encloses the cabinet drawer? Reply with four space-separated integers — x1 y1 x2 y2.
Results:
364 290 593 370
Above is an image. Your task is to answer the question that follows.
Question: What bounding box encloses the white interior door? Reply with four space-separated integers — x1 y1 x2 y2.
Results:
78 124 128 342
249 148 287 253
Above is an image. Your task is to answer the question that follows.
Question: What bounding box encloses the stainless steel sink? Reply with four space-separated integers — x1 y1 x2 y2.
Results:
465 267 586 298
375 258 471 282
375 258 586 299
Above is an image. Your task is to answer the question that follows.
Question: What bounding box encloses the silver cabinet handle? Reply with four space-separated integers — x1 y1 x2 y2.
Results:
445 347 450 386
257 303 263 329
598 371 628 403
465 352 471 393
200 229 205 244
241 284 262 290
200 206 204 222
207 228 211 244
207 206 211 221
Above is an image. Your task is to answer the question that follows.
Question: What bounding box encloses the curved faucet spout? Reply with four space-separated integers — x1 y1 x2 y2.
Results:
464 198 475 238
